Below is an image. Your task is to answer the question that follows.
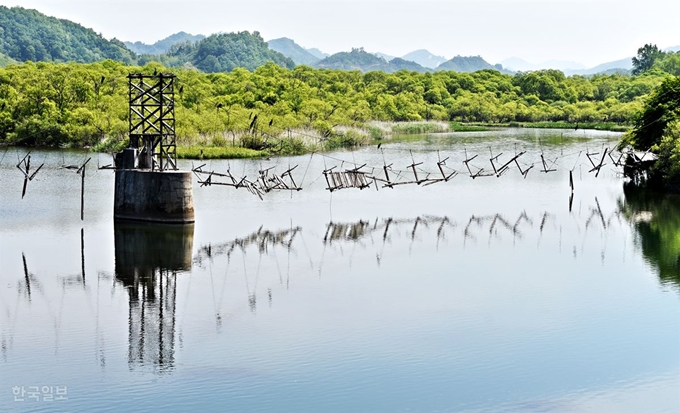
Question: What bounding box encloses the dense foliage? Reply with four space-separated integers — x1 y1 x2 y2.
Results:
632 44 665 75
0 59 672 151
620 75 680 188
0 6 135 64
631 45 680 77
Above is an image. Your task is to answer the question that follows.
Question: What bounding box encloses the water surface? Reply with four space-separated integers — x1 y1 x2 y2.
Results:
1 128 678 412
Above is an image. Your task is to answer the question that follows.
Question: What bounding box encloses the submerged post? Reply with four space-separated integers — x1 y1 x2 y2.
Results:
114 72 194 223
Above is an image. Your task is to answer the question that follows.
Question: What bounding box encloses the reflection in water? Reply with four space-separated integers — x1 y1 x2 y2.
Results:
193 226 301 266
323 216 456 246
2 198 663 376
193 226 301 319
194 202 627 289
621 184 680 289
114 223 194 373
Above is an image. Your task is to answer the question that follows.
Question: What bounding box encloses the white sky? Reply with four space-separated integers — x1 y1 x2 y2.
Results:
1 0 678 67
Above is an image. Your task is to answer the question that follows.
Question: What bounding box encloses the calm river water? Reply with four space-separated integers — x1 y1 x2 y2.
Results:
0 128 679 412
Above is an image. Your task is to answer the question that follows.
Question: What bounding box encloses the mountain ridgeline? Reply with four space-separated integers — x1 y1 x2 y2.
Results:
125 32 205 55
437 55 511 74
267 38 320 66
311 48 510 74
401 50 448 69
1 5 677 77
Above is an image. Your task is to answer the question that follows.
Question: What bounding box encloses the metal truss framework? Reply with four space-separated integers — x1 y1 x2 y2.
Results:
128 73 177 171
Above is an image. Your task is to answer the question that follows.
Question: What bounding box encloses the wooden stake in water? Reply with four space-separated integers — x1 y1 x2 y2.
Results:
76 158 91 221
81 228 86 286
16 152 44 199
81 167 85 220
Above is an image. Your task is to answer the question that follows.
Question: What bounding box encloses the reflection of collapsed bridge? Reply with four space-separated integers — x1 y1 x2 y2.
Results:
185 201 628 328
195 198 625 273
320 203 620 247
193 225 301 266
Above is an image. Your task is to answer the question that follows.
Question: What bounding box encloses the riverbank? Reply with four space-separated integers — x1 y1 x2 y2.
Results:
2 121 630 160
175 121 627 159
470 121 630 132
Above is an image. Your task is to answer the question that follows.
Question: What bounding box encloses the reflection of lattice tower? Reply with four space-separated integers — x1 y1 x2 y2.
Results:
127 269 177 373
128 73 177 171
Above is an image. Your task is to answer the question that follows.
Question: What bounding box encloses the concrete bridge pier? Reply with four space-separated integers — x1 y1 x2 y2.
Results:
114 168 194 224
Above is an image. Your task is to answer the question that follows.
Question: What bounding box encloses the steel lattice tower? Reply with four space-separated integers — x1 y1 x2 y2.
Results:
128 73 177 171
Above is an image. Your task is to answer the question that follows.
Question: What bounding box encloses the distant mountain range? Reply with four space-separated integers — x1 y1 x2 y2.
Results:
306 48 329 60
437 55 512 74
368 50 448 69
312 48 513 74
312 48 435 73
401 50 448 69
373 52 397 62
1 6 677 76
499 48 680 76
266 38 508 73
125 32 205 55
267 38 320 66
500 57 586 72
501 56 632 75
315 48 396 72
495 45 677 75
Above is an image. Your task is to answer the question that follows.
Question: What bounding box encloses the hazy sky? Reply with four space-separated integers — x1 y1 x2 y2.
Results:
1 0 678 67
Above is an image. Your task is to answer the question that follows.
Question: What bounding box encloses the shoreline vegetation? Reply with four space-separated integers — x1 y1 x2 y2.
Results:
0 60 659 154
0 57 675 187
174 120 627 160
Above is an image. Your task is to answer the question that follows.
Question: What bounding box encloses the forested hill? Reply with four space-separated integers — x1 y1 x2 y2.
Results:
315 48 390 71
436 55 512 74
389 58 432 73
125 32 205 55
315 48 429 73
314 49 513 74
154 31 295 72
0 6 135 64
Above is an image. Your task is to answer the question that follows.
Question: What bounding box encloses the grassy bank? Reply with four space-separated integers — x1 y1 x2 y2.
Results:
176 146 266 160
449 122 491 132
177 127 371 159
152 120 630 160
470 121 630 132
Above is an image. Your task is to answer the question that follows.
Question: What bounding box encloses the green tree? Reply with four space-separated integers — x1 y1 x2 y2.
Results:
654 52 680 76
622 76 680 151
620 76 680 189
632 44 665 75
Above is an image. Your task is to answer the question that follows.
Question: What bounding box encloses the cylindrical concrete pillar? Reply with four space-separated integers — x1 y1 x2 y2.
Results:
114 169 194 223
